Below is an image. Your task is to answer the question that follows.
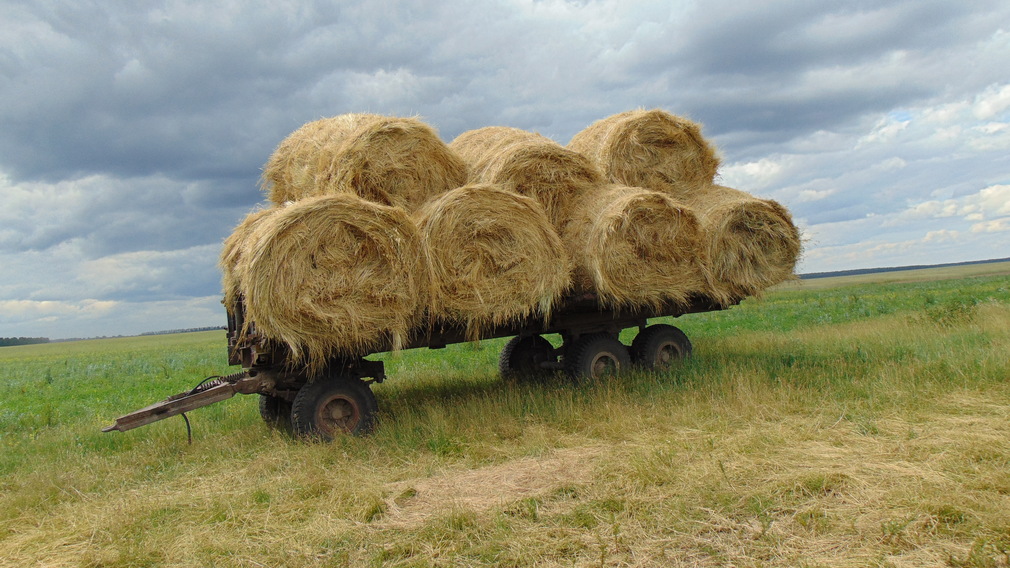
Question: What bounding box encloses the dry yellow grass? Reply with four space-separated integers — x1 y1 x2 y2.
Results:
2 301 1009 566
779 260 1010 291
379 446 606 529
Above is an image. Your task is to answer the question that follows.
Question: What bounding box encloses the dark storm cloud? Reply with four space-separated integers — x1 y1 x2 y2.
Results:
619 0 1008 154
0 174 258 260
668 1 978 77
1 0 1009 338
0 1 457 183
5 0 1003 184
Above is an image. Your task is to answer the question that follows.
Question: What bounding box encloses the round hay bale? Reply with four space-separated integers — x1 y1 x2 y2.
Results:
564 184 709 308
219 206 277 313
262 113 468 211
567 109 720 200
450 126 603 228
413 183 572 339
696 185 802 300
239 194 432 370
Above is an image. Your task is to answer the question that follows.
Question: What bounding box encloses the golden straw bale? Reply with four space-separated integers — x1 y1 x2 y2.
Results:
413 183 572 339
564 184 709 308
569 109 800 300
450 126 603 228
219 206 277 313
262 114 468 211
567 109 720 200
239 194 432 370
262 113 381 204
693 185 802 299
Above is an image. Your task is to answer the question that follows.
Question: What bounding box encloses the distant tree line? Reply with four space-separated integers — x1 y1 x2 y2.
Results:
139 326 225 336
0 337 50 347
801 256 1010 280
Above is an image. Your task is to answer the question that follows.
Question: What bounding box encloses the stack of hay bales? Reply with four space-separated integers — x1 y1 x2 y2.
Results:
220 109 801 370
568 109 802 300
450 127 710 309
222 114 570 367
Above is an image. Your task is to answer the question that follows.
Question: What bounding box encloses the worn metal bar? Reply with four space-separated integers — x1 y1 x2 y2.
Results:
103 381 239 433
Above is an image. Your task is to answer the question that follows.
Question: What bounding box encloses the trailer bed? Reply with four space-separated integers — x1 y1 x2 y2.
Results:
107 292 737 440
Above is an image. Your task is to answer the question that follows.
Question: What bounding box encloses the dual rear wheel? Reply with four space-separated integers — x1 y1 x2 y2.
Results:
497 324 692 382
630 324 693 369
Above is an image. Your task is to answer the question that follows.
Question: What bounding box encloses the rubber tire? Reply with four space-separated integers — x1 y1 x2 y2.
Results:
630 324 692 370
499 335 556 381
630 323 694 367
290 377 378 440
564 333 632 381
258 394 293 431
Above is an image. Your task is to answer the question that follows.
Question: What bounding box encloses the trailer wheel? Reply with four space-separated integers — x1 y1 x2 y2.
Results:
291 377 377 440
499 335 556 381
631 324 692 370
565 333 631 381
258 394 292 431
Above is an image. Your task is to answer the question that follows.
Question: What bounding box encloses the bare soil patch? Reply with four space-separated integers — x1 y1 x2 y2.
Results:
379 445 605 528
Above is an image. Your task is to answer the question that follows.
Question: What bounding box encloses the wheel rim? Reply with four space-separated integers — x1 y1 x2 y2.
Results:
591 351 620 378
655 341 683 367
316 394 361 434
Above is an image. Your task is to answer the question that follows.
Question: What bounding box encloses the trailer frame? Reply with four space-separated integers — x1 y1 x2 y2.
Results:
104 292 737 440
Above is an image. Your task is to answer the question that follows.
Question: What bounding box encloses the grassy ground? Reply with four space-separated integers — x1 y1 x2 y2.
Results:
1 266 1008 567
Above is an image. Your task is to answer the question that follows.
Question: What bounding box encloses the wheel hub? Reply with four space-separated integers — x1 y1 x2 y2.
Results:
656 341 680 366
591 352 620 378
318 396 359 432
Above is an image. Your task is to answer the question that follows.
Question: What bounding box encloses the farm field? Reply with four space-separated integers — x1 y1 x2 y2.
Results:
1 265 1009 567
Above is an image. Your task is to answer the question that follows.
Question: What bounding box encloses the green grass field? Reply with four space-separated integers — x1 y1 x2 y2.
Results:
1 263 1009 567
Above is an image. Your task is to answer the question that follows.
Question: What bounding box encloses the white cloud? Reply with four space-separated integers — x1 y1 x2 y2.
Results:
720 157 784 190
923 229 960 243
973 83 1010 120
970 219 1010 233
888 184 1009 227
796 188 836 203
874 157 907 171
977 185 1010 215
856 116 909 147
0 299 119 323
76 245 220 299
0 296 224 339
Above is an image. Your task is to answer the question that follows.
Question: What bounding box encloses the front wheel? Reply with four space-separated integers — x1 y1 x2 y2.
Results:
290 377 378 440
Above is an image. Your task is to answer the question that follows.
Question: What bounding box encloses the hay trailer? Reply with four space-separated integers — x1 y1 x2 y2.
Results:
104 294 732 440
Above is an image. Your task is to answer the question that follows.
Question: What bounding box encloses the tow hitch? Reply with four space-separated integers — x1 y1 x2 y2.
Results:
102 371 270 433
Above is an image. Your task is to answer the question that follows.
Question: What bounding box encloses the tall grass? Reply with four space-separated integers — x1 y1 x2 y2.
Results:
1 270 1008 566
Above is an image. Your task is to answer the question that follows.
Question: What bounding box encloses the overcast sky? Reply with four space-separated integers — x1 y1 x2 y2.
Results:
2 0 1009 339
